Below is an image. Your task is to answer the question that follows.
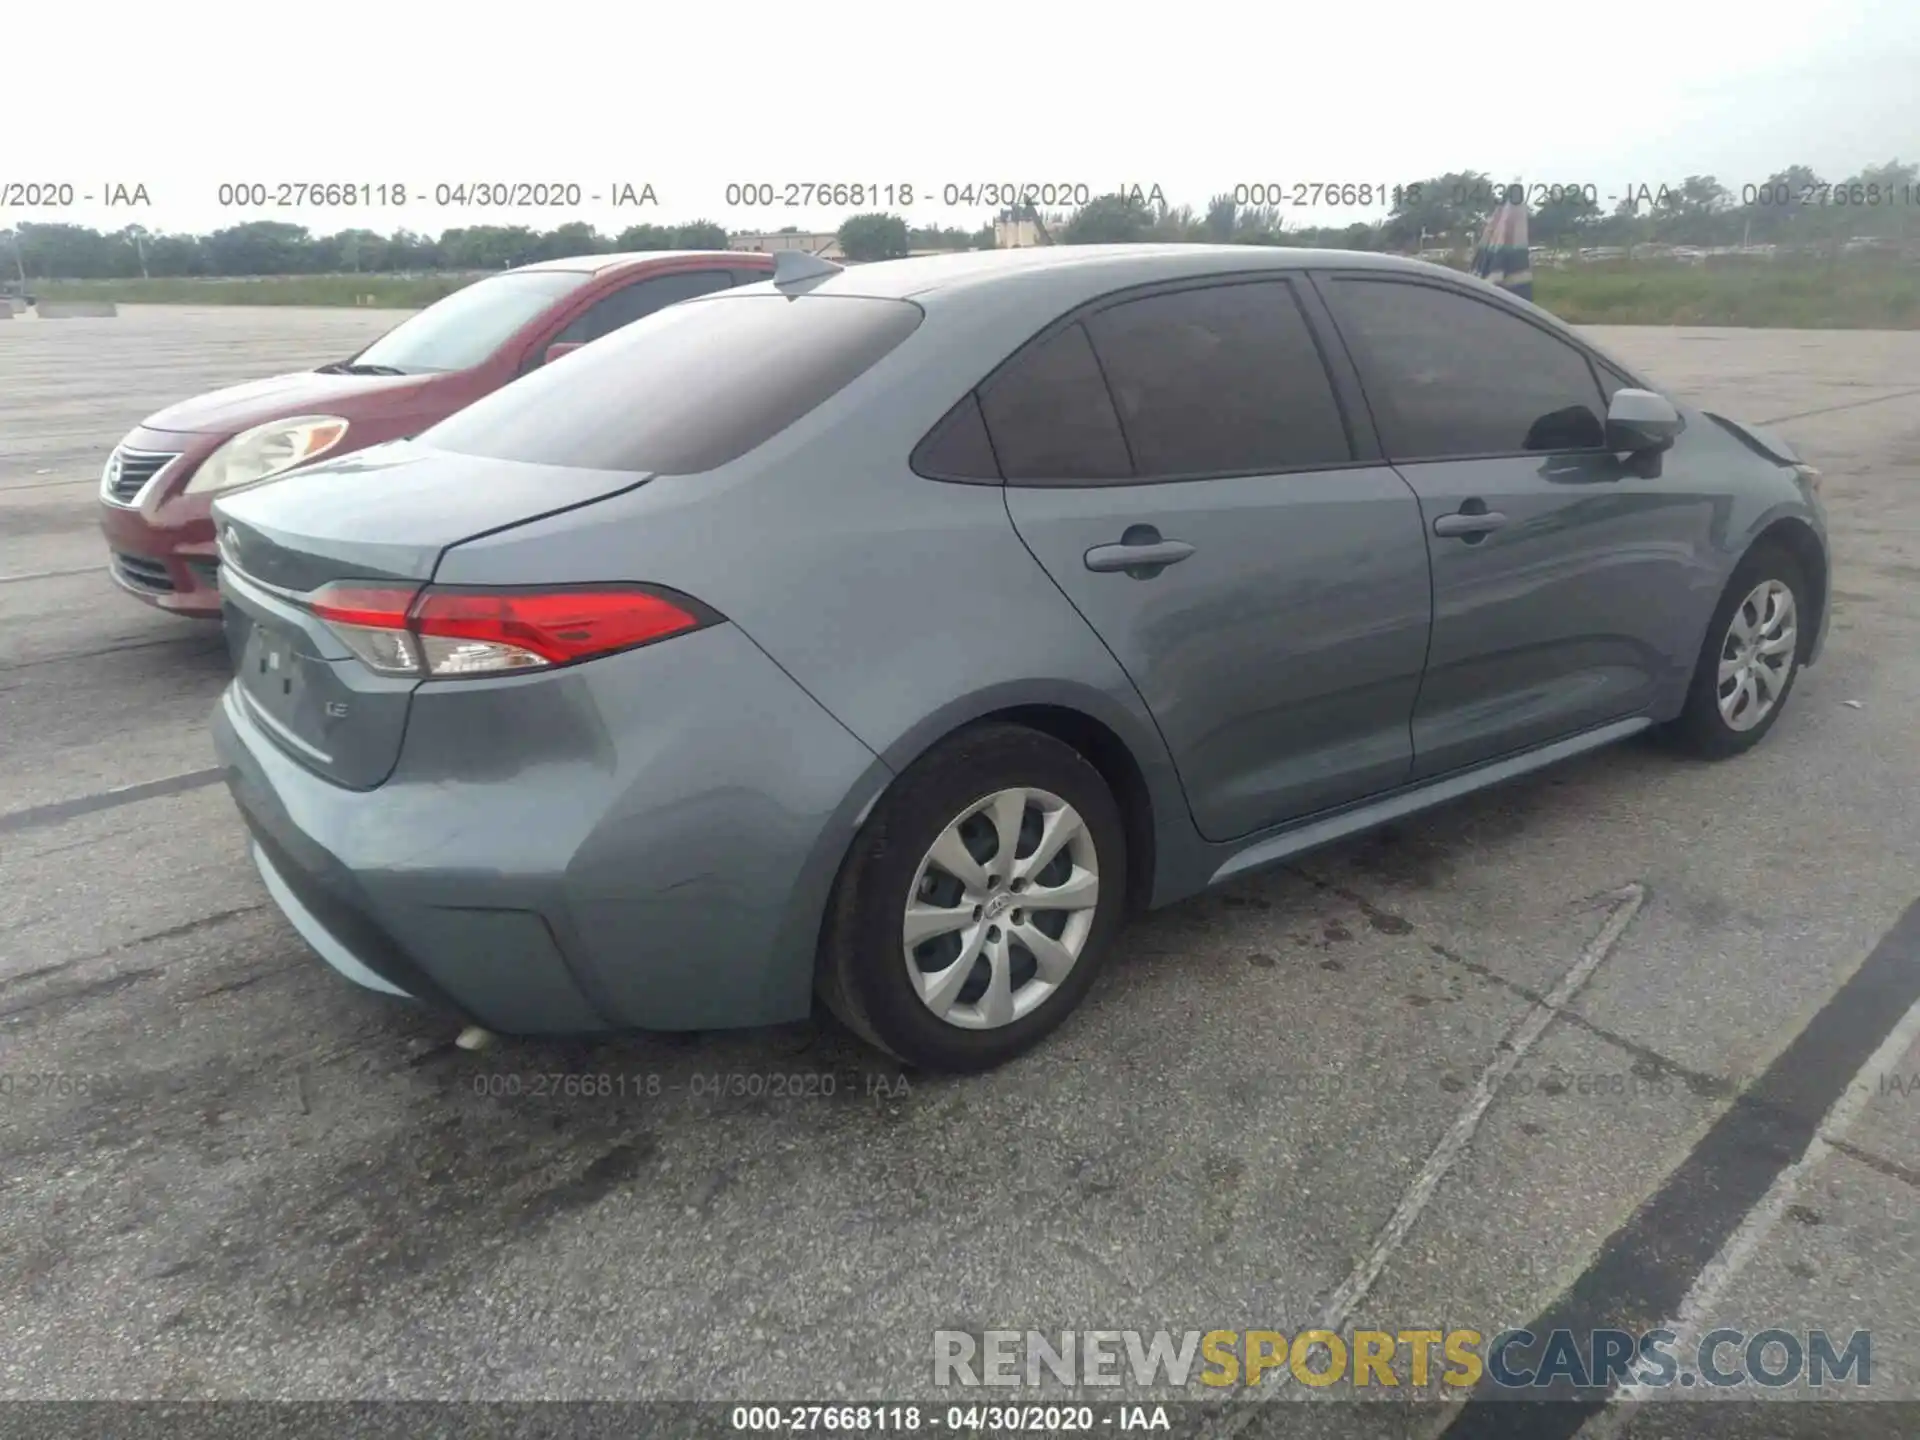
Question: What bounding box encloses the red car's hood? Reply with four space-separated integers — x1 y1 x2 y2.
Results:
140 369 442 435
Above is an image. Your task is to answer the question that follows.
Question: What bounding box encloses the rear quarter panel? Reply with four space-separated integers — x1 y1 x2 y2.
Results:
432 306 1204 909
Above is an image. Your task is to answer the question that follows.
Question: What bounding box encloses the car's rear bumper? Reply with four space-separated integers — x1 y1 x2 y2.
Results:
248 839 416 1001
212 622 891 1035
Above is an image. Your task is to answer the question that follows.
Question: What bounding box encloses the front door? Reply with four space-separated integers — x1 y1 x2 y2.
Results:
986 277 1433 843
1316 273 1711 778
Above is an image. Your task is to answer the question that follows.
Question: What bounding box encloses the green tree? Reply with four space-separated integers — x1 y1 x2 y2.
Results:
837 212 910 261
383 229 438 270
200 221 316 276
1383 171 1496 250
1837 160 1917 242
908 223 981 252
146 232 208 277
1652 176 1732 243
1145 203 1204 242
1532 189 1602 244
1231 205 1289 245
1731 166 1821 244
674 220 731 250
330 228 387 272
1202 193 1238 242
533 221 606 261
614 224 677 250
1061 191 1157 244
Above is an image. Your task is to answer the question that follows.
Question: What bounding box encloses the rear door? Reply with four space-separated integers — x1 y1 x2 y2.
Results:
1314 272 1710 778
995 276 1433 843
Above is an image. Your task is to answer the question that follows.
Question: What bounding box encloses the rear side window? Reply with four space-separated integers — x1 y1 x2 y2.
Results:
553 269 740 346
1328 279 1608 459
1083 281 1351 477
422 294 923 474
978 323 1132 482
912 392 1001 481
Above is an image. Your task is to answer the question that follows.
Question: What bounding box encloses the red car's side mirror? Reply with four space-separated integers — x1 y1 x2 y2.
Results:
545 342 585 365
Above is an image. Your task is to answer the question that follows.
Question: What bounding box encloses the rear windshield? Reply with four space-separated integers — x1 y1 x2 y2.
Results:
354 270 591 373
420 293 925 474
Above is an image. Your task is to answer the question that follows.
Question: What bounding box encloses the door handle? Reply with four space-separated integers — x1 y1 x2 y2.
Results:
1084 525 1196 577
1433 509 1509 539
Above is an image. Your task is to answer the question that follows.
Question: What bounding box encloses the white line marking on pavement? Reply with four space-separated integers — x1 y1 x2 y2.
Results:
1574 991 1920 1438
1210 883 1647 1433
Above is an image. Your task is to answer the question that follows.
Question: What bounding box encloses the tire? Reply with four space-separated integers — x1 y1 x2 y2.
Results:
817 723 1128 1073
1662 541 1809 759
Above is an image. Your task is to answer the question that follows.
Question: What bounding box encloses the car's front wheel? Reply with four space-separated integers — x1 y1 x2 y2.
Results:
817 723 1127 1072
1664 540 1809 758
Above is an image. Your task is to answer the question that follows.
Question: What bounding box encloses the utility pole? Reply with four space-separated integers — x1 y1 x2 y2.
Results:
1022 202 1054 246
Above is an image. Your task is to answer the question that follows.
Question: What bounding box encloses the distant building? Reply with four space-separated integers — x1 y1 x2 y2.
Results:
729 232 844 260
993 215 1069 248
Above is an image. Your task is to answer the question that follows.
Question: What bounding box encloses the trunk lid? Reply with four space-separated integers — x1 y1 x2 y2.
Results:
213 440 651 788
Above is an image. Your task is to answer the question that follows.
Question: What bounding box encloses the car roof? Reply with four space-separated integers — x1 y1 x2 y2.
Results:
724 243 1644 391
802 244 1446 302
515 250 770 276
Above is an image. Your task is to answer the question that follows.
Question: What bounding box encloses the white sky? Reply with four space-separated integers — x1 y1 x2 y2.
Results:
6 0 1917 236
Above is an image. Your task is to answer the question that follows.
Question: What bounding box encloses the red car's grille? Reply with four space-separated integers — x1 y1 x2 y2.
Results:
103 446 181 504
112 552 176 593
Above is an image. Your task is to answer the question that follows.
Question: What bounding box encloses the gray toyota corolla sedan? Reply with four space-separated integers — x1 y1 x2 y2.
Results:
210 244 1830 1072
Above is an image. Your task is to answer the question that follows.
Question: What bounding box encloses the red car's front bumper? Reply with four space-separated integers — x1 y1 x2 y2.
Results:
96 426 228 618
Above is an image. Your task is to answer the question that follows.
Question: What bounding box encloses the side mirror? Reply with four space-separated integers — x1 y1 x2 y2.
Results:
1606 388 1682 453
544 341 585 366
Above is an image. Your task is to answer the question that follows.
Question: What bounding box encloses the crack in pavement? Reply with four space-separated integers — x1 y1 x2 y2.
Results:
0 564 100 586
1289 868 1735 1092
1295 868 1920 1212
1826 1134 1920 1193
0 634 224 675
1755 385 1920 426
0 902 266 993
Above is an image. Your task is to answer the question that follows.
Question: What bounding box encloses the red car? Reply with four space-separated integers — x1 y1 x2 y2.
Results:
99 250 774 616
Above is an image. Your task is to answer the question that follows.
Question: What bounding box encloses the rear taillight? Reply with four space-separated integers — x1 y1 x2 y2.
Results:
308 582 715 678
310 585 423 675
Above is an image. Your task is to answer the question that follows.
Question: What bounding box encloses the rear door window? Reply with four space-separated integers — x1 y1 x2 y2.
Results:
977 323 1133 482
1326 278 1608 459
1083 280 1352 477
422 293 923 474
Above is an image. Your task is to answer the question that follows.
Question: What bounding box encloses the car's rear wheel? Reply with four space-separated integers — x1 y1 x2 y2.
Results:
1663 541 1808 759
817 723 1127 1072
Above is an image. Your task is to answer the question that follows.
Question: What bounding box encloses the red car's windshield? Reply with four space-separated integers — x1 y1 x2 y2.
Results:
350 269 592 374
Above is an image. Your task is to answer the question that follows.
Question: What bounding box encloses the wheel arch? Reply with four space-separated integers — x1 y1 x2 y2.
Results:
1742 515 1828 664
864 685 1184 916
982 703 1159 914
